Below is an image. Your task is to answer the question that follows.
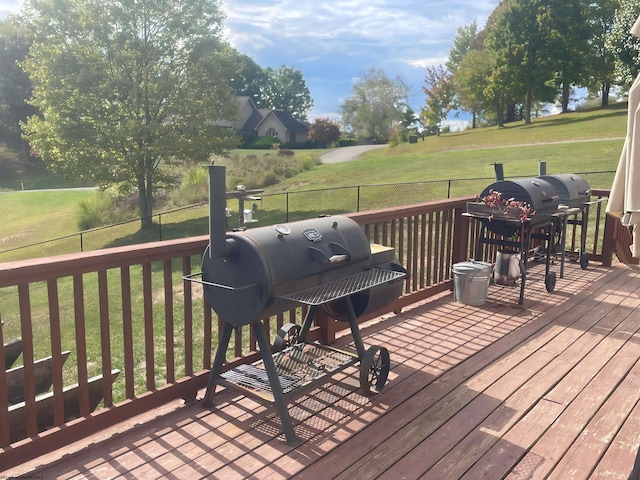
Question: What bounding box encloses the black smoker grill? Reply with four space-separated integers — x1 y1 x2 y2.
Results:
185 165 407 446
468 172 593 304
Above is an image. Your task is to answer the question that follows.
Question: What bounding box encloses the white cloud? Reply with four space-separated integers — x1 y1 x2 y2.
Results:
407 56 450 69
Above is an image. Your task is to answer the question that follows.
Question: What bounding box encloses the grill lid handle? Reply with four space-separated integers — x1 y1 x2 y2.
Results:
308 242 351 264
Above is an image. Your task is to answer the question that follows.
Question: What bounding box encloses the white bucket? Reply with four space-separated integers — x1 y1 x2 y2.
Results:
452 260 492 305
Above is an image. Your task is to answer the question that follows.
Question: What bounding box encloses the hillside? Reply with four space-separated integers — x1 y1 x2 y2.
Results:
0 103 629 261
270 103 627 192
0 103 628 192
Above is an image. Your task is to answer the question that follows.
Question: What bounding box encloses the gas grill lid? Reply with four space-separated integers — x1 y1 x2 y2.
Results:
480 178 559 214
538 174 590 209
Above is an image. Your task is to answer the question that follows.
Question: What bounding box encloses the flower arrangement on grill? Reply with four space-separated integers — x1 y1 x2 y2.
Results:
478 189 536 223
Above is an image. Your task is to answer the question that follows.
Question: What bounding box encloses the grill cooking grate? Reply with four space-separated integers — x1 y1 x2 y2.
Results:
279 268 405 306
220 343 357 396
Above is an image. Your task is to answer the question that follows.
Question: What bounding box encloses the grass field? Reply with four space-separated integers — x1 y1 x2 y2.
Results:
0 103 628 258
0 104 629 404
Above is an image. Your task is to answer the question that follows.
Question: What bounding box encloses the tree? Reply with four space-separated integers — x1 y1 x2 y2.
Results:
0 17 37 140
586 0 618 106
229 52 269 108
607 0 640 87
545 0 592 112
421 65 455 135
446 22 480 74
455 48 496 127
308 117 340 147
486 0 557 124
21 0 240 229
340 68 410 142
261 65 313 121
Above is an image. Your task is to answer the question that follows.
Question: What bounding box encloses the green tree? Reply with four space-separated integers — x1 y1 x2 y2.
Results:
546 0 592 112
446 22 479 74
21 0 239 228
455 48 496 127
229 52 269 108
340 68 410 143
486 0 557 124
262 65 313 121
0 17 37 140
586 0 618 106
308 117 340 147
607 0 640 86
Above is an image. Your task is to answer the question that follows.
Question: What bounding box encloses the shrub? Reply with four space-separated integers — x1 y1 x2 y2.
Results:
76 192 121 230
338 138 358 147
277 148 295 157
246 136 282 149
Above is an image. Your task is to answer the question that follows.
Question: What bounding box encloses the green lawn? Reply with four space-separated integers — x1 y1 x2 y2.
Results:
0 189 96 254
0 103 629 259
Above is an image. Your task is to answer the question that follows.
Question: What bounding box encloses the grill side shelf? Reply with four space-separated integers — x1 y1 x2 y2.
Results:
277 268 406 306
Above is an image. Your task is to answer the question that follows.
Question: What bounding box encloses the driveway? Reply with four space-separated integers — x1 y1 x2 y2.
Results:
320 144 387 164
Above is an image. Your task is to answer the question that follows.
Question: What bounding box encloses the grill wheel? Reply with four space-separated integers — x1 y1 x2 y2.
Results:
360 345 390 395
274 323 301 352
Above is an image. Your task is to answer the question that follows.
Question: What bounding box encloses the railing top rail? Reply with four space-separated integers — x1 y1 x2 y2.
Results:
0 235 209 287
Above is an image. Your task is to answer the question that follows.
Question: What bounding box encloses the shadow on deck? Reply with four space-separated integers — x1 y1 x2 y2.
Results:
8 261 640 480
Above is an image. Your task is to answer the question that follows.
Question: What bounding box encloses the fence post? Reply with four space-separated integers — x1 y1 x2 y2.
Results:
158 214 162 242
285 193 289 223
447 180 452 199
80 232 84 252
357 186 361 212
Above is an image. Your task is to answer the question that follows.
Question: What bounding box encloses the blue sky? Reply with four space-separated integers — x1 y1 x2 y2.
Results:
1 0 499 126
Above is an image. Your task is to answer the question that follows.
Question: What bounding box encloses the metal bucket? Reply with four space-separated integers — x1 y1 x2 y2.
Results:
452 260 492 306
494 250 522 286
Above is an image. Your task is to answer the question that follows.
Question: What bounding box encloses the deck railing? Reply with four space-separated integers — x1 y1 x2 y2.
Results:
0 193 613 470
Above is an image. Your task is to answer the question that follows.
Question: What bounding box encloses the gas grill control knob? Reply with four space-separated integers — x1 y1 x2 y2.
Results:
275 224 291 236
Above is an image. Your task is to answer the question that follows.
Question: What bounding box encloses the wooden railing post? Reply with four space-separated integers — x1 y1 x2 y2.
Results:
602 213 616 267
452 207 470 264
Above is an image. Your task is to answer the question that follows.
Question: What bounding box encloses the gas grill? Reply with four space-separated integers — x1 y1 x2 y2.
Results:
467 176 577 304
185 165 407 446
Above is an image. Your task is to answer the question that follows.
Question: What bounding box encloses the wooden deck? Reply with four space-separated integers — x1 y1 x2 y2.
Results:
6 261 640 479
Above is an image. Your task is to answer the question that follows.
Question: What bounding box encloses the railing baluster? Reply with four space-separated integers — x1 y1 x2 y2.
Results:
98 270 113 406
47 279 65 426
121 266 135 398
182 257 194 376
142 263 155 391
73 274 90 415
163 260 175 383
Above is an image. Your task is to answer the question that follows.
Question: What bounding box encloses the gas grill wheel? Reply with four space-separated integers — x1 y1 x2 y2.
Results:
274 323 302 351
360 345 390 395
545 272 556 293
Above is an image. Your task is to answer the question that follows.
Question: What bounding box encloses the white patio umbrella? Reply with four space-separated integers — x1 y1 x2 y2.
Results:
607 15 640 257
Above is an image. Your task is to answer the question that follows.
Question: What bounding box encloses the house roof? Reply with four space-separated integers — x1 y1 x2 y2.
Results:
225 96 309 134
257 109 309 133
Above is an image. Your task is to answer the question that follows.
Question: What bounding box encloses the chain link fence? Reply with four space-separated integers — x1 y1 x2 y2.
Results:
0 170 615 263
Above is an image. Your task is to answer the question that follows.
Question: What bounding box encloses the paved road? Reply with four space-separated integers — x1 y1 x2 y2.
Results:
320 144 387 164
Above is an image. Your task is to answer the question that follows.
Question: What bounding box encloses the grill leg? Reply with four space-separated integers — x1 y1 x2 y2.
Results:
345 297 366 360
253 321 301 447
202 322 234 408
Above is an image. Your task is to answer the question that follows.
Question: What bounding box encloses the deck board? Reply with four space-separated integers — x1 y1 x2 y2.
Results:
6 262 640 479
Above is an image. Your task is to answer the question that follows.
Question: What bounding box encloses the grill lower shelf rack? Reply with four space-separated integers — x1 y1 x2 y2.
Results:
219 343 359 402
